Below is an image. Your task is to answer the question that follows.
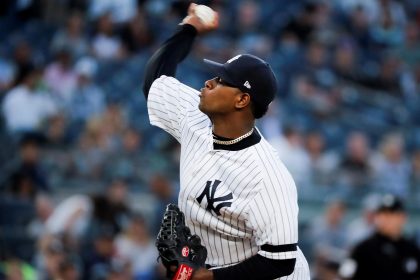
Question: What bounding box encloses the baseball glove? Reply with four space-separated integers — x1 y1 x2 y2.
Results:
156 204 207 280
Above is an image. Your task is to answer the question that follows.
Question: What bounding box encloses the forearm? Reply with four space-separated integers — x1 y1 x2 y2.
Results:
193 255 296 280
142 24 197 98
192 268 213 280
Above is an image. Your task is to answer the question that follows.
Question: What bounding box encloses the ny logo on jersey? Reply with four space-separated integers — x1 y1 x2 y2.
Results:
196 180 233 216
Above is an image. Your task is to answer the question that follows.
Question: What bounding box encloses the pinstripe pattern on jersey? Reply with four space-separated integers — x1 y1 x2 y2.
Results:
147 76 310 279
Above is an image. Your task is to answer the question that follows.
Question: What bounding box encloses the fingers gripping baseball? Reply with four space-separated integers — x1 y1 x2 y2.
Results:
182 3 219 34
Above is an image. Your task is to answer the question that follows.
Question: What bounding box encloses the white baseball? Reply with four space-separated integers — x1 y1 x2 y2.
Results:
194 5 216 25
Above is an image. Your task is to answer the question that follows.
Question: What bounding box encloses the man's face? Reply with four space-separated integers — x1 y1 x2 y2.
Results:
375 211 407 238
198 77 244 117
26 71 42 89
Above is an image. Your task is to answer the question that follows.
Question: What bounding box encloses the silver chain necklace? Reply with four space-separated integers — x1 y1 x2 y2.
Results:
213 128 254 145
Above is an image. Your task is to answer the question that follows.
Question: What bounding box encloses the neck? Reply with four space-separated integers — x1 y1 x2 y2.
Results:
210 113 255 139
212 118 255 139
378 228 402 240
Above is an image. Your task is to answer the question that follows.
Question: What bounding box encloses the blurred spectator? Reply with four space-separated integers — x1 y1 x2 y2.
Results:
68 57 105 131
359 54 403 94
2 65 57 133
148 173 177 234
19 0 43 19
91 12 126 60
12 41 35 76
45 194 92 239
27 194 54 239
412 150 420 189
82 228 127 280
338 0 379 24
283 2 320 43
89 0 137 25
234 0 261 34
332 39 361 82
57 256 80 280
46 179 130 241
45 114 71 148
291 75 337 118
0 56 16 93
120 10 154 54
394 20 420 69
308 199 349 280
370 0 407 47
372 133 411 198
305 130 338 187
103 259 132 280
44 47 78 104
0 257 37 280
1 134 49 198
69 103 127 178
304 39 329 75
337 132 372 192
104 127 143 182
346 193 381 247
89 179 131 235
339 194 420 279
50 11 89 59
271 31 303 90
70 122 109 179
36 235 67 280
115 214 158 279
343 5 375 52
7 171 39 200
270 125 311 189
236 34 273 60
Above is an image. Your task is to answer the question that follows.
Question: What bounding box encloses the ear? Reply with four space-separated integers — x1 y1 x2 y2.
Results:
235 92 251 109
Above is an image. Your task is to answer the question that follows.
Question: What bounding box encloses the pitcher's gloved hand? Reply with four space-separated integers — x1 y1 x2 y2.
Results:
156 204 207 280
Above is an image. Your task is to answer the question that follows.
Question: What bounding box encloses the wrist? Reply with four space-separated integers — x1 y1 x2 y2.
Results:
192 268 213 280
179 23 198 37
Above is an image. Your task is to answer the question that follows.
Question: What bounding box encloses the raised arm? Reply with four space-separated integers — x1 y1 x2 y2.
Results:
142 3 219 98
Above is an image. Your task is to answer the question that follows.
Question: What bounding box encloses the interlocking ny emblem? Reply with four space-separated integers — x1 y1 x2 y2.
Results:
196 180 233 216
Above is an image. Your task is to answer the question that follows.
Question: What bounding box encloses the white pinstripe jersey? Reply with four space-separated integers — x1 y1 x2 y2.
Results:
148 75 310 279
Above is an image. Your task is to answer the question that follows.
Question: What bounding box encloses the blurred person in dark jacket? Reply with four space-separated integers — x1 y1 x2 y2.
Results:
90 179 131 235
57 257 80 280
337 132 373 193
82 228 116 280
1 133 49 198
339 194 420 280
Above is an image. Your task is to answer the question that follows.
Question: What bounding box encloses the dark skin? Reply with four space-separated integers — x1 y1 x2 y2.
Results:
177 4 254 279
199 77 255 139
182 5 255 141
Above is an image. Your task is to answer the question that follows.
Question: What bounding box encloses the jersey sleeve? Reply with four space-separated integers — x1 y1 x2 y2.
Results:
147 75 200 142
247 182 299 260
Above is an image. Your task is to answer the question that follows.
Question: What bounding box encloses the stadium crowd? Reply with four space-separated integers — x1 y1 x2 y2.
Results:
0 0 420 279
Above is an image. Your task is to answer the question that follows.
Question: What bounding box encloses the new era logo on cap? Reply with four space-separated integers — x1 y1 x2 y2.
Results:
244 81 251 89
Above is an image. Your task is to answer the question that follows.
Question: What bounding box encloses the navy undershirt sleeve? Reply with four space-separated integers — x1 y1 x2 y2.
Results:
212 255 296 280
142 24 197 99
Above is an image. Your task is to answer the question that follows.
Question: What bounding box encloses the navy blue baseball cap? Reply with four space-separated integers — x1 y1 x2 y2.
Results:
375 194 405 213
203 54 278 109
